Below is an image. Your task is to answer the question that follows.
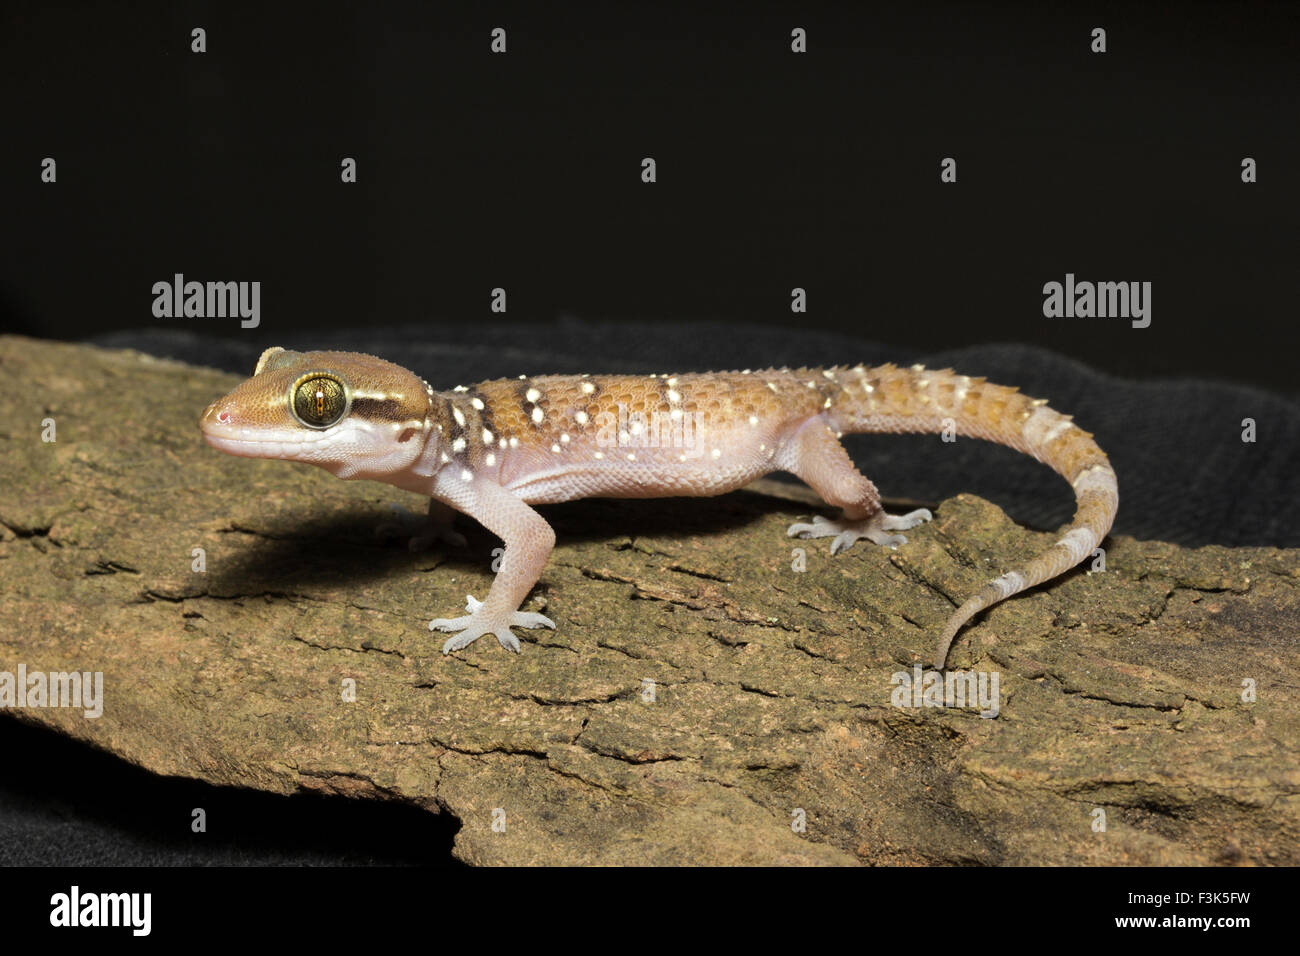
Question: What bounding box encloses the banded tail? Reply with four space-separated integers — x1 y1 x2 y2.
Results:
825 363 1118 669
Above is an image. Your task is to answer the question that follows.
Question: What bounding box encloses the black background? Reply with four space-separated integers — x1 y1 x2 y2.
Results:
3 0 1298 392
1 1 1297 869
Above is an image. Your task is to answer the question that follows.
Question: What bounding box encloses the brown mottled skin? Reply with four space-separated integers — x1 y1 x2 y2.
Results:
201 348 1118 668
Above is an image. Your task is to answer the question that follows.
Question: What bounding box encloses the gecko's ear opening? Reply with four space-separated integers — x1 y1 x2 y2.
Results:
254 346 304 375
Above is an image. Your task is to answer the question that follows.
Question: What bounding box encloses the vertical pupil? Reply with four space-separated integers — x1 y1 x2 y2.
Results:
295 377 343 426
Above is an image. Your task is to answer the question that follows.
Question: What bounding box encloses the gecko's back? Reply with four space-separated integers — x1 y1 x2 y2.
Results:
456 368 830 503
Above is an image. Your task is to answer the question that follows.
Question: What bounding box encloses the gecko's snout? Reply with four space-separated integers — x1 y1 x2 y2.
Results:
199 396 269 458
199 400 231 433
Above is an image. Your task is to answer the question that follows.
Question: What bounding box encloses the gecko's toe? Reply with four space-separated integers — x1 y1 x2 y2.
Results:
429 615 473 633
880 508 932 531
862 529 906 549
513 611 556 630
829 531 857 555
787 514 837 539
442 627 488 653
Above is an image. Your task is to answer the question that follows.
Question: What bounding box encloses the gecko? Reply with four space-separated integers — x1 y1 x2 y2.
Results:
200 347 1118 669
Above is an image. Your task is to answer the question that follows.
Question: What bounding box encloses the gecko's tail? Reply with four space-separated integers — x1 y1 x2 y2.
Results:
828 363 1118 669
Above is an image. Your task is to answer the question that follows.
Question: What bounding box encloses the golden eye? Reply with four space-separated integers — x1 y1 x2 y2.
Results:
291 375 347 428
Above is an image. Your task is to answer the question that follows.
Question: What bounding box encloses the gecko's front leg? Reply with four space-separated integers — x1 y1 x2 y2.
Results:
409 499 469 551
426 472 557 653
376 499 469 551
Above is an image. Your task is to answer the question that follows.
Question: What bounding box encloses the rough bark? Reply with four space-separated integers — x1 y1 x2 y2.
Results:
1 335 1297 865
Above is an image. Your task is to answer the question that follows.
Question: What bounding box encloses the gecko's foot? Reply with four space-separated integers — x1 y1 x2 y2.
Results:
429 594 556 653
787 508 932 554
376 504 468 552
408 525 468 553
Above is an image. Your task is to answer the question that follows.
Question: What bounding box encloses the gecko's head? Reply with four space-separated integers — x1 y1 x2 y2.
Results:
200 347 434 480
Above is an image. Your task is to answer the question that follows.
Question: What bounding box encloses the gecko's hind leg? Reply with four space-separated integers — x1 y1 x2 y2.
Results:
782 421 932 553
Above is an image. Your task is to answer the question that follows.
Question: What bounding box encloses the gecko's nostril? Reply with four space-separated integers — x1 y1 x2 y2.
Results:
201 404 233 429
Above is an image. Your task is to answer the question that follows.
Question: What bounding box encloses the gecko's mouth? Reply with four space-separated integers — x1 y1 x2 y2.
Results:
200 429 291 459
200 401 300 459
201 418 340 462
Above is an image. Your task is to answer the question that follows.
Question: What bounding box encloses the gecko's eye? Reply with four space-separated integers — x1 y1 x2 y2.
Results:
290 374 348 428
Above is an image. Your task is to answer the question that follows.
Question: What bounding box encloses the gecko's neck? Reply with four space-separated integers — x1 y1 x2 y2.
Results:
372 394 456 494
